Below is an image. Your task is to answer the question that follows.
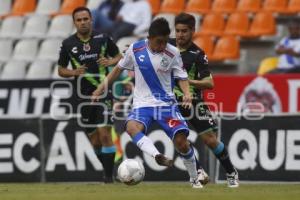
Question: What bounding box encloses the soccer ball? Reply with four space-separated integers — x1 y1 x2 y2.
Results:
117 159 145 185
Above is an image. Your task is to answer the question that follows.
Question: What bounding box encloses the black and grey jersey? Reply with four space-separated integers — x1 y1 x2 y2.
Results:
58 31 119 96
169 38 211 101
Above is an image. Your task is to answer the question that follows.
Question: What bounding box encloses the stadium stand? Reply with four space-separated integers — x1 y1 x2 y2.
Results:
0 60 28 80
37 39 63 62
11 0 36 16
11 39 39 62
262 0 288 13
195 12 225 37
284 0 300 14
0 0 12 17
87 0 106 10
26 60 54 80
224 12 250 37
35 0 61 15
211 0 237 14
236 0 262 13
246 11 276 37
185 0 212 15
0 16 25 39
148 0 161 15
211 36 240 61
193 35 214 59
47 15 74 38
0 39 14 63
160 0 185 14
56 0 86 15
0 0 299 75
22 15 49 39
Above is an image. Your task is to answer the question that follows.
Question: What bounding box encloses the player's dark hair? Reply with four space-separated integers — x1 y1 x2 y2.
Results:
148 18 171 37
175 13 196 29
72 7 92 20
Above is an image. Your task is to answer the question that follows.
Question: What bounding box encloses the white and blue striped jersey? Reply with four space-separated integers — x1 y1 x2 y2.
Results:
117 39 188 108
276 37 300 69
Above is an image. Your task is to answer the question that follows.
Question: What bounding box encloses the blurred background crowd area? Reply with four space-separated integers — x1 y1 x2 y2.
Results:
0 0 300 81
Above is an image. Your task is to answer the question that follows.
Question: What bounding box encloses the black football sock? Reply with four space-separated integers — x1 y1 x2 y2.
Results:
213 142 235 174
99 146 116 183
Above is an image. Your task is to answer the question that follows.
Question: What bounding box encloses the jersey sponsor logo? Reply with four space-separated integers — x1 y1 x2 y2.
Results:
138 55 145 62
83 43 91 52
72 47 78 54
78 53 98 61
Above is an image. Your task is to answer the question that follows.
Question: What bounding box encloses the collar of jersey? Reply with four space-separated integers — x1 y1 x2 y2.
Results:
146 39 163 55
76 33 91 43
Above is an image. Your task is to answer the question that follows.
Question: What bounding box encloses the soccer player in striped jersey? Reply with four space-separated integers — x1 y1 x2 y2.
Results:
92 18 203 188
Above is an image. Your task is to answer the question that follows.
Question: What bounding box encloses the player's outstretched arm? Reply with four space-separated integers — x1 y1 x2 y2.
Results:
91 66 123 102
178 79 192 109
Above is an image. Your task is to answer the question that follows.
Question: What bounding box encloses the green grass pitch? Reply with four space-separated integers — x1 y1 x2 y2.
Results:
0 183 299 200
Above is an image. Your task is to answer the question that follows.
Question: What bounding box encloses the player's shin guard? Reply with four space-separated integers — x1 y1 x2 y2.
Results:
213 142 235 174
132 132 160 157
96 146 116 183
178 147 198 180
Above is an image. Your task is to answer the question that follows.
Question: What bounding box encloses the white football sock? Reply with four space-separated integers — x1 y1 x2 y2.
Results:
180 148 198 179
134 133 160 157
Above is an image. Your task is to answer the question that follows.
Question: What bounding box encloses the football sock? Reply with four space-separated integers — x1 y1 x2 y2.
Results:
195 156 203 171
132 132 160 157
96 146 116 182
213 142 235 174
179 147 198 179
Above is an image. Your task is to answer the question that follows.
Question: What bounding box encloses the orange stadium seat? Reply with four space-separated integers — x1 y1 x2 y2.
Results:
11 0 36 16
281 0 300 14
211 0 237 14
59 0 86 15
224 12 250 37
247 12 276 37
237 0 262 13
193 35 214 59
263 0 288 13
160 0 185 14
185 0 212 15
195 13 225 37
148 0 161 15
211 36 240 61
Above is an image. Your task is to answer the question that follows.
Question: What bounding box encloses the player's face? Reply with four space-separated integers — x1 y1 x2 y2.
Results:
175 24 194 47
148 35 169 53
73 11 92 35
289 26 300 38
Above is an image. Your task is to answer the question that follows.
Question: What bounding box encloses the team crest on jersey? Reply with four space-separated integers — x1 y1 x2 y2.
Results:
83 43 91 52
160 56 171 70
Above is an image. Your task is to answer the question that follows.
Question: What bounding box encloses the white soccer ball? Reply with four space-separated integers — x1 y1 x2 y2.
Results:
117 159 145 185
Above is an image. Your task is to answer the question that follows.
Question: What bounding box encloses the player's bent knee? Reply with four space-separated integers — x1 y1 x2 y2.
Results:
173 132 189 153
126 121 144 136
202 133 218 148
